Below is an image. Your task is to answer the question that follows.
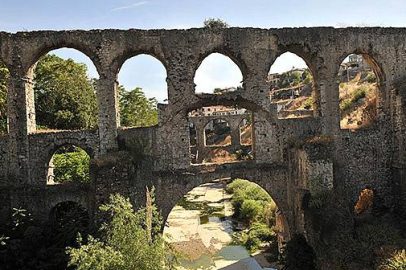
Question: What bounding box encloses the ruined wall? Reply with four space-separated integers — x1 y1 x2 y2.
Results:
0 28 406 267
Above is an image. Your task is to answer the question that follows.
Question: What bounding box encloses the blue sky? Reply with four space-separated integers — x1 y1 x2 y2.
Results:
0 0 404 101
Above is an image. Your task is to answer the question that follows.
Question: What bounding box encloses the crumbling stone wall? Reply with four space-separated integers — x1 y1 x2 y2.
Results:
1 27 406 269
188 113 250 163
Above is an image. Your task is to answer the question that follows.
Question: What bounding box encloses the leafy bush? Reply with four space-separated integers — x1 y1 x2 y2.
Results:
243 222 276 252
366 73 377 83
249 222 275 242
340 99 353 112
245 236 262 253
227 179 278 255
240 200 263 223
226 179 272 220
203 18 229 28
379 249 406 270
67 193 177 270
351 87 367 103
53 147 90 183
303 98 313 110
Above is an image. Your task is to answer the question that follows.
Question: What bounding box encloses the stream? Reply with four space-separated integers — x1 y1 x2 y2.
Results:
164 181 278 270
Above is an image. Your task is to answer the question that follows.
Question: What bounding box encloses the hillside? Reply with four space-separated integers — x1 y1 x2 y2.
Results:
271 69 377 128
339 71 377 129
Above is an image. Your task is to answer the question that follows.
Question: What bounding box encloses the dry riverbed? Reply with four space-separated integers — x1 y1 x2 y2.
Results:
164 181 278 270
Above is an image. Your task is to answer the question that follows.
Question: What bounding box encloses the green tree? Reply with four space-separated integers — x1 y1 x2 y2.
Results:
203 18 230 28
53 146 90 183
119 86 158 127
34 54 98 130
67 193 177 270
0 62 9 135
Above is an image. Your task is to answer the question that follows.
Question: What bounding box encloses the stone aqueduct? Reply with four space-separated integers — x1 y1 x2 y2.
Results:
0 27 406 253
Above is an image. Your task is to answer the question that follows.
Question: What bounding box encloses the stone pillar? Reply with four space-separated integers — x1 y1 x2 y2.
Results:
319 71 340 135
97 72 119 154
229 120 241 149
154 61 196 170
195 120 206 163
7 67 36 185
254 111 281 163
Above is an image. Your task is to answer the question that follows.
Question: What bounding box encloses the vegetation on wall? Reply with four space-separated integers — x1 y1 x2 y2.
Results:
0 62 9 135
203 18 229 28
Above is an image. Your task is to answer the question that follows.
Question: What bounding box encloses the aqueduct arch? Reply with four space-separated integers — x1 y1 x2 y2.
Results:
0 27 406 268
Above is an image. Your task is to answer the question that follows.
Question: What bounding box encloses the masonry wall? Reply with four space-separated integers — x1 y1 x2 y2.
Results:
0 27 406 268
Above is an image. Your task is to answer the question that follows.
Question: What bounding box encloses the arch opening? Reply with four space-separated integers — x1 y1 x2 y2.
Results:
30 48 99 132
188 105 254 165
204 119 231 147
338 54 379 130
0 61 9 136
164 178 288 269
49 201 90 245
268 52 316 119
239 118 252 146
47 145 90 185
194 53 243 94
354 188 375 215
117 54 167 128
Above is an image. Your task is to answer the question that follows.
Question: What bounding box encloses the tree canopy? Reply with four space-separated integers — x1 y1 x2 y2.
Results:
203 18 230 29
67 193 177 270
119 86 158 127
34 54 98 130
52 146 90 184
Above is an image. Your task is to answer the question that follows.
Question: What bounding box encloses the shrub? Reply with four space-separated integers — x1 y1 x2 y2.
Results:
340 99 353 112
248 222 275 242
303 98 313 110
227 179 273 221
226 179 278 255
366 73 377 83
67 193 177 270
351 87 367 103
262 201 277 225
203 18 229 28
240 200 263 222
379 249 406 270
243 222 277 253
245 236 262 253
